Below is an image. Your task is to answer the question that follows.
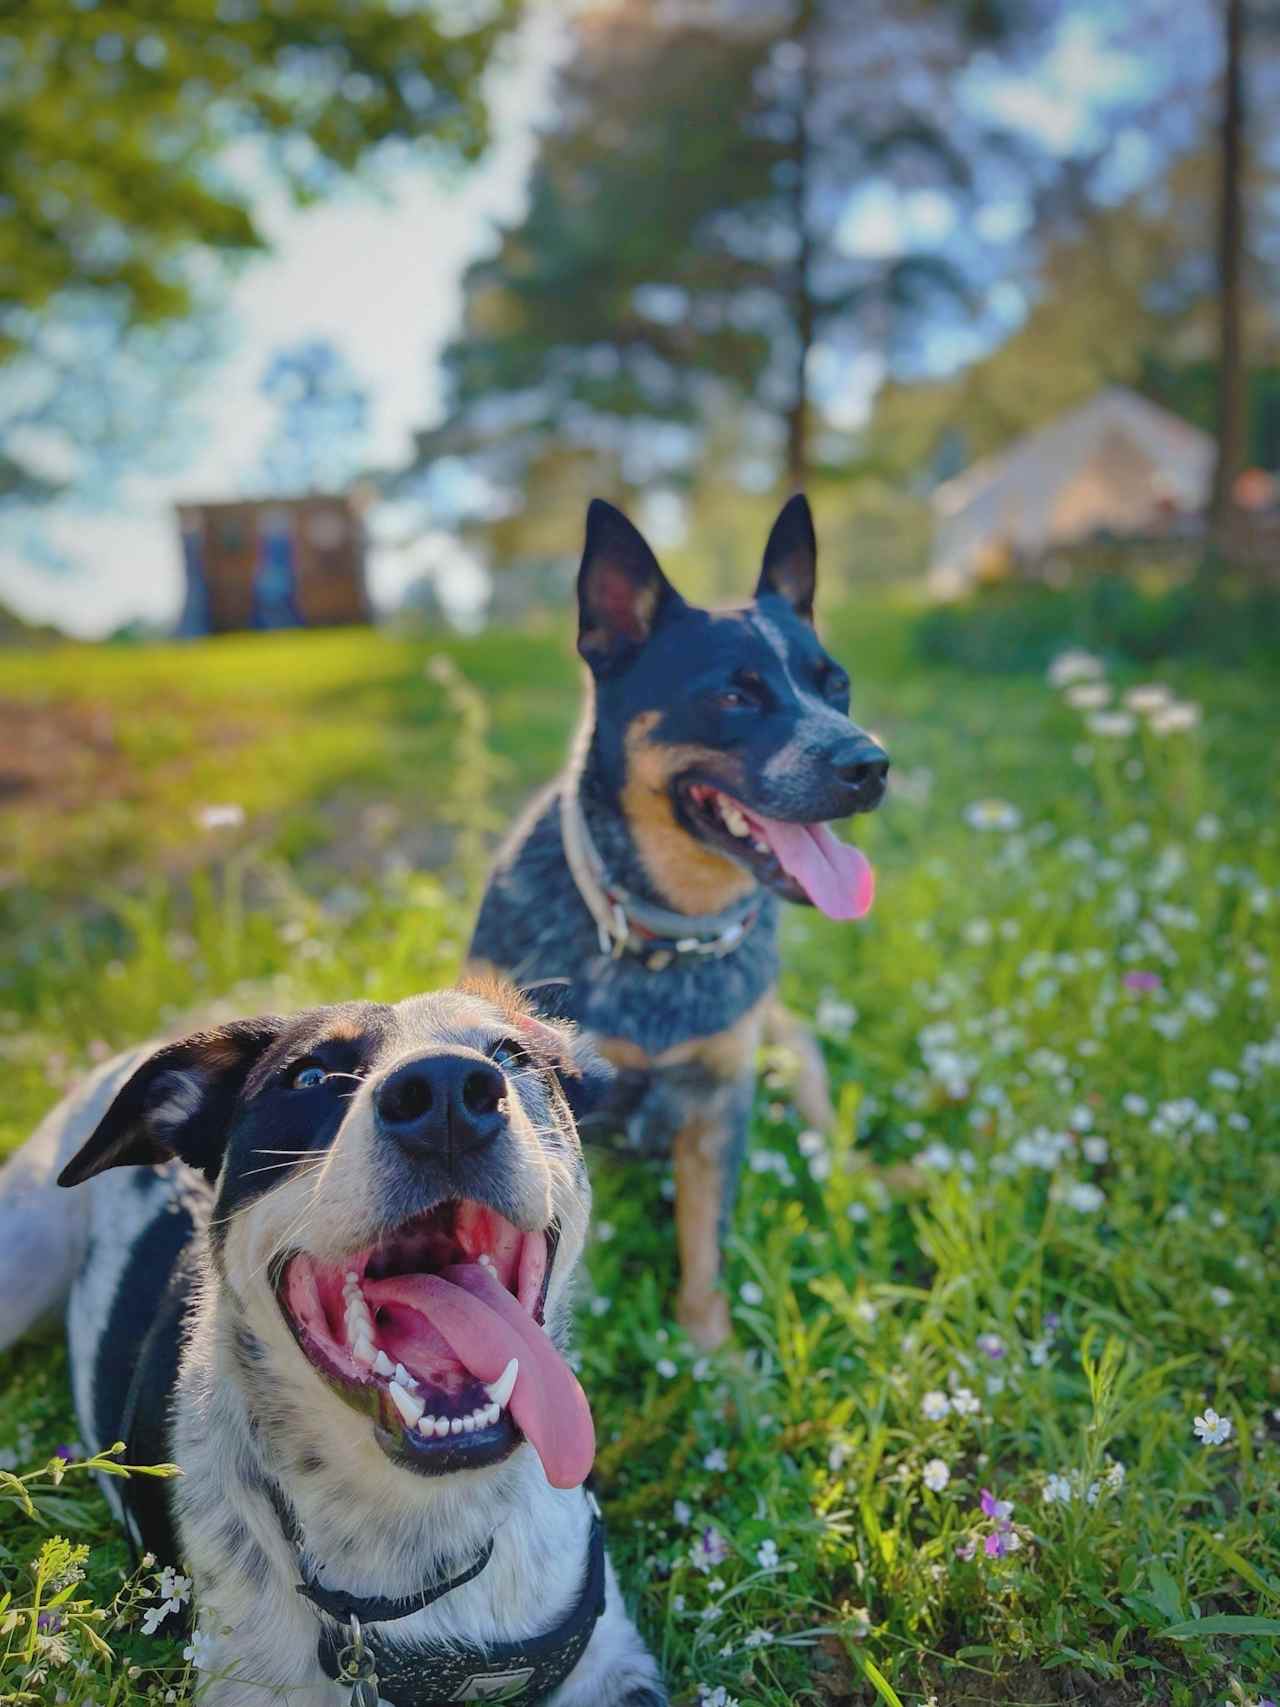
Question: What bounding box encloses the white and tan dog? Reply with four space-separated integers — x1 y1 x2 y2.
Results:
0 983 664 1706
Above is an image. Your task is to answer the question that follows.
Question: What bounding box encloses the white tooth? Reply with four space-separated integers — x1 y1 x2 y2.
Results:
433 1417 450 1438
393 1362 417 1392
352 1335 374 1366
462 1414 476 1433
485 1358 518 1410
417 1414 437 1436
388 1381 424 1427
344 1270 358 1284
721 804 749 838
484 1402 500 1427
450 1417 463 1435
752 838 769 853
372 1349 395 1377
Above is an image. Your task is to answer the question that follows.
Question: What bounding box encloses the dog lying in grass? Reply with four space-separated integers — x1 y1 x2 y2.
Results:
469 495 888 1348
0 983 665 1707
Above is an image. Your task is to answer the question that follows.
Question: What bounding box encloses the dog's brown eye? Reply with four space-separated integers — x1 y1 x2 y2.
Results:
288 1060 328 1090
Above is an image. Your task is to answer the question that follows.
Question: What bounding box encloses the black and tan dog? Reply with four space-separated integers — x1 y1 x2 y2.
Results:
469 496 888 1348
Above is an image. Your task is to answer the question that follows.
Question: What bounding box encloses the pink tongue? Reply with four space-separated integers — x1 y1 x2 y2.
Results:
361 1264 595 1489
749 814 874 920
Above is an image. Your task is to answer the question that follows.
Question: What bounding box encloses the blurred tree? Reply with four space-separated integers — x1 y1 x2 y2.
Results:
256 339 370 494
1210 0 1246 538
409 0 1053 562
0 0 520 502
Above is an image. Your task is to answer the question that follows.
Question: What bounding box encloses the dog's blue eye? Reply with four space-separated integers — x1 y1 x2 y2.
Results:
491 1038 528 1070
290 1062 328 1090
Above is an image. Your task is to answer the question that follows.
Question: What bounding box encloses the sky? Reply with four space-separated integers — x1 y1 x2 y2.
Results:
0 3 1189 639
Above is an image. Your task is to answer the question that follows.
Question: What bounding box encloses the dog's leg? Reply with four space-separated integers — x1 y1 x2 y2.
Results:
553 1556 666 1705
764 996 835 1131
672 1109 733 1350
0 1048 147 1352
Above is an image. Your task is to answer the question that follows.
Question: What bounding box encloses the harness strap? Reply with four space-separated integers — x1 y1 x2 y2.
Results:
263 1476 495 1626
560 785 760 966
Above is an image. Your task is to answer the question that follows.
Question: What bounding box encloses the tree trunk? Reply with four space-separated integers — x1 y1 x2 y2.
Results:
784 0 815 491
1209 0 1246 547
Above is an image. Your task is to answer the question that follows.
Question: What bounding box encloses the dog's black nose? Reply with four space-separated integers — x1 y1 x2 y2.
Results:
831 738 890 803
375 1050 506 1159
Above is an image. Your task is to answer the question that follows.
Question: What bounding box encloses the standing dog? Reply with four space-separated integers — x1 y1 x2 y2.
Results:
0 984 664 1706
469 496 888 1349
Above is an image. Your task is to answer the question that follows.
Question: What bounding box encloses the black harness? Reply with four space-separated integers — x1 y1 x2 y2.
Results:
266 1479 606 1706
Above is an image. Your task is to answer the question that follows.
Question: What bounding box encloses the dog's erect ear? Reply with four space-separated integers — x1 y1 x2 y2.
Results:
57 1017 288 1189
513 1009 614 1128
577 498 686 675
756 493 817 623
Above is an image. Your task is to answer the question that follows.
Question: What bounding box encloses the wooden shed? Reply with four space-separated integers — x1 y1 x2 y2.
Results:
175 494 369 636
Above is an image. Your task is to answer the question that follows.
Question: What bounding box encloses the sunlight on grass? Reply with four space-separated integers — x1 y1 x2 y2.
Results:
1 609 1277 1705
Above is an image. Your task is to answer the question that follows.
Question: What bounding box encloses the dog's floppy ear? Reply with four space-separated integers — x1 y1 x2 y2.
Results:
57 1017 288 1188
577 498 686 675
756 493 817 623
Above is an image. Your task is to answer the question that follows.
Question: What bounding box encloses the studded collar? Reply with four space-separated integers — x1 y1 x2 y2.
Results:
560 784 762 968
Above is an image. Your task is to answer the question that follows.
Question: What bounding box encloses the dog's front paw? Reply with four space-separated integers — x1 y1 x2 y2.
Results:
677 1285 731 1350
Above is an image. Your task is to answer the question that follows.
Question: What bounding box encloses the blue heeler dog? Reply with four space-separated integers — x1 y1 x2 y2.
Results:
0 983 666 1705
469 495 888 1349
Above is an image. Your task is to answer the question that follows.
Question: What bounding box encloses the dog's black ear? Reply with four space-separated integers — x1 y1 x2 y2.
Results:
577 498 685 674
57 1017 288 1188
756 493 817 623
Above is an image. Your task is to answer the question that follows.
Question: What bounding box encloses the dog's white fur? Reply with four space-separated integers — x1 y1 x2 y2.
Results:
0 996 663 1706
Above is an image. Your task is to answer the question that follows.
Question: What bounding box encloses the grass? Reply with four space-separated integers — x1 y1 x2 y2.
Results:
1 600 1278 1706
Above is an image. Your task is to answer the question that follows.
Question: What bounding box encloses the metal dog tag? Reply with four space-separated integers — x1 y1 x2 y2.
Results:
336 1614 380 1707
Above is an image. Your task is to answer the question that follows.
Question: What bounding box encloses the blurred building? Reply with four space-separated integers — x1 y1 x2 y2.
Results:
175 495 369 635
928 388 1215 596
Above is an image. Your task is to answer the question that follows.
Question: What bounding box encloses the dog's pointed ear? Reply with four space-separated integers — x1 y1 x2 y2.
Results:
57 1017 289 1188
577 498 685 675
756 493 817 623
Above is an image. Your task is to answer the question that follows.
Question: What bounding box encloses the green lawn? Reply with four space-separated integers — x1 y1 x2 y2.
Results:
2 604 1278 1706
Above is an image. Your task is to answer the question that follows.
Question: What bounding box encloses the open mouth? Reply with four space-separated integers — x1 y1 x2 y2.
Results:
678 782 875 920
274 1200 594 1488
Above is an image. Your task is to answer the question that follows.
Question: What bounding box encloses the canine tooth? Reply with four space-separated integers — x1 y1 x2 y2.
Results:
721 803 750 838
485 1358 518 1410
393 1362 418 1392
372 1349 395 1377
417 1414 437 1437
388 1381 424 1427
433 1417 450 1438
450 1417 463 1435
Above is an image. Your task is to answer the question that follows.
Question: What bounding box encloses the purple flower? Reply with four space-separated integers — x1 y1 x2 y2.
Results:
53 1444 75 1462
954 1538 977 1561
1123 970 1162 995
37 1611 64 1633
979 1488 1013 1522
691 1526 730 1572
984 1531 1018 1558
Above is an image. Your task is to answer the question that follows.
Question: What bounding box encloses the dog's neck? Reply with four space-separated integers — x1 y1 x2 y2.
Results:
574 717 757 918
208 1297 548 1601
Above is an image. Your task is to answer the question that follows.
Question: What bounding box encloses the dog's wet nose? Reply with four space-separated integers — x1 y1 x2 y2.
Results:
831 738 890 804
375 1050 506 1159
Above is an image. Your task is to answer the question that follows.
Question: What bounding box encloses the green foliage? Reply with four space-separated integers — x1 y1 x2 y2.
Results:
0 0 520 503
915 576 1280 674
418 0 1050 564
2 599 1279 1703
